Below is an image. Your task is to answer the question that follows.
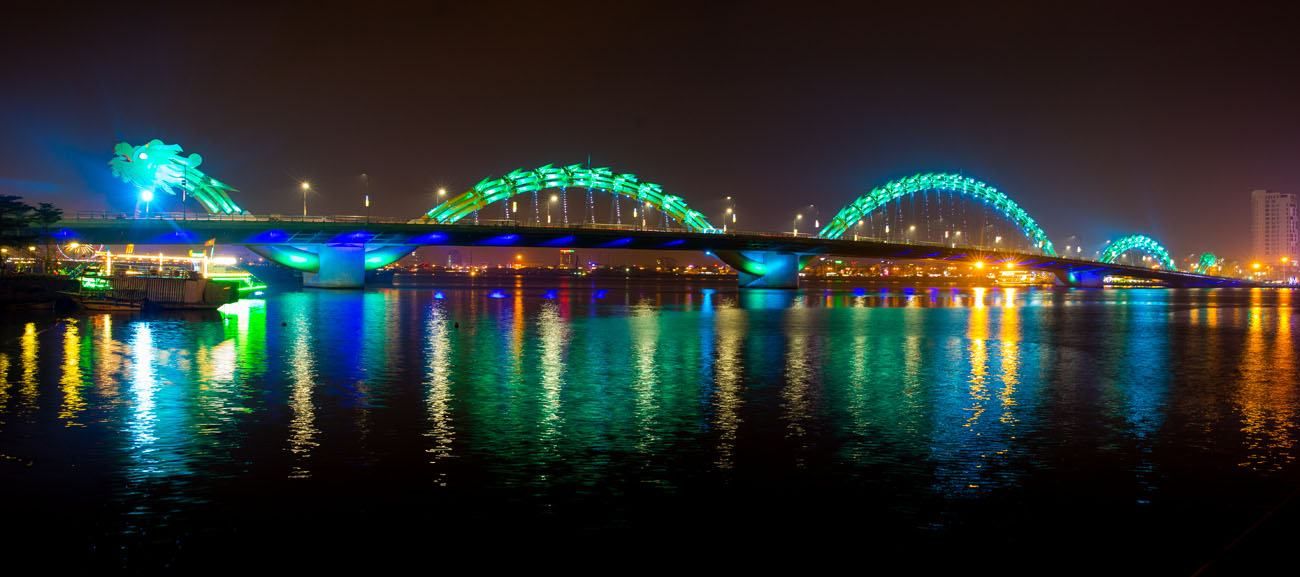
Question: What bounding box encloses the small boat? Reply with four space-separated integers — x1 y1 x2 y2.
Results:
61 288 146 312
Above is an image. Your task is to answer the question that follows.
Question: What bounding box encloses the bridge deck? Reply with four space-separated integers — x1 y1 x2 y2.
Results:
50 215 1251 287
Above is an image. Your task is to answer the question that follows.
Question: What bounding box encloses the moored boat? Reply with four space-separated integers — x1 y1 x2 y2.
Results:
61 288 146 311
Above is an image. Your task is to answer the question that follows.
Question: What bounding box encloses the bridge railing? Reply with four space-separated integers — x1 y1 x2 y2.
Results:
70 211 418 224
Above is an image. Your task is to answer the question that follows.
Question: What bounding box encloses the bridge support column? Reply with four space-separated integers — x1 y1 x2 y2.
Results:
714 250 811 289
303 244 367 289
1053 269 1106 288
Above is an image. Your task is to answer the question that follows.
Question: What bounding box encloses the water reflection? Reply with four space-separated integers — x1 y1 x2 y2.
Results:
286 298 319 478
1236 289 1297 471
0 351 8 414
93 314 123 399
712 308 744 469
20 322 38 412
126 322 164 476
2 285 1300 567
537 301 567 452
782 307 814 458
59 321 84 426
998 290 1020 427
630 300 661 454
424 301 455 484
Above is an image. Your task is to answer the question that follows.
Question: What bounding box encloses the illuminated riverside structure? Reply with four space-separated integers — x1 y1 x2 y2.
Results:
74 140 1256 289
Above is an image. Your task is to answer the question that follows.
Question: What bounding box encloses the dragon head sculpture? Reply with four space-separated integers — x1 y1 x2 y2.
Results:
109 139 244 214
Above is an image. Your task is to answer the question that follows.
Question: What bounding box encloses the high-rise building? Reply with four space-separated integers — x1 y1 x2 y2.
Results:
559 249 577 269
1251 189 1298 264
446 249 463 268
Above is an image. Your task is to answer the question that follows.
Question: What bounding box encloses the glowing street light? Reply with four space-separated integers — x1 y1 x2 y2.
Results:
139 188 154 215
300 181 311 217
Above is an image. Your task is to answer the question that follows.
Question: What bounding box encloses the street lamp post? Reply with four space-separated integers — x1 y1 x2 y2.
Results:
301 181 311 218
803 204 819 232
793 213 803 236
360 173 371 224
721 196 737 233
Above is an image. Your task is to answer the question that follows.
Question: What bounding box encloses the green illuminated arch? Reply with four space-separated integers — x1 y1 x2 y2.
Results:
818 173 1056 256
420 164 718 233
1191 252 1220 275
1099 234 1176 270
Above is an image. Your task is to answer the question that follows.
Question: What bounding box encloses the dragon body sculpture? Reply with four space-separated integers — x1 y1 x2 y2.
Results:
109 139 245 214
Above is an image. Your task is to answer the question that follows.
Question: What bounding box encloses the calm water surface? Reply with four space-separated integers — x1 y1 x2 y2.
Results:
2 283 1298 573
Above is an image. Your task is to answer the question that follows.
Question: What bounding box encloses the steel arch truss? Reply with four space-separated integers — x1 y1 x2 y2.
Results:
419 164 718 233
1099 234 1177 270
1191 252 1220 274
818 173 1056 256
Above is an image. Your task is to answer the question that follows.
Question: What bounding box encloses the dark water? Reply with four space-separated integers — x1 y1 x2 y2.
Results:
2 283 1298 573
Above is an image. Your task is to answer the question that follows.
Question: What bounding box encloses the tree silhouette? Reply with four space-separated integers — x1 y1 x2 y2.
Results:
0 195 34 274
33 203 64 273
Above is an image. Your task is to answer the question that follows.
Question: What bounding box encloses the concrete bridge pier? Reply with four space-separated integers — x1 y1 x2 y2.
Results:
247 243 416 289
303 244 367 288
714 250 813 289
1053 269 1106 288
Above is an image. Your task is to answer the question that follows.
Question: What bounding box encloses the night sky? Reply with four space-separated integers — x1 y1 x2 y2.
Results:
2 0 1298 260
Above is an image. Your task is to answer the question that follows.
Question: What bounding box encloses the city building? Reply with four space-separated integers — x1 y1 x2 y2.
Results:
446 249 463 268
1251 189 1298 268
559 249 577 269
